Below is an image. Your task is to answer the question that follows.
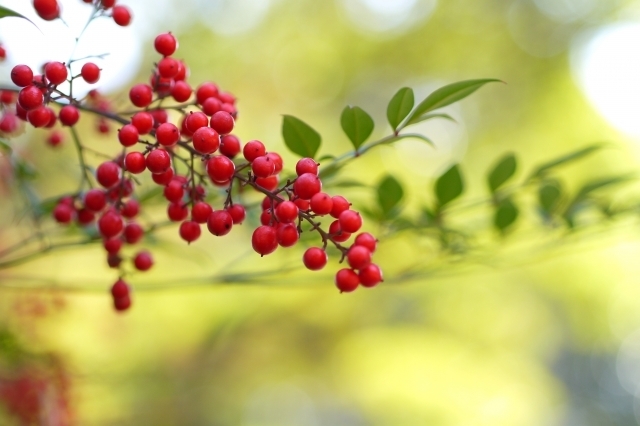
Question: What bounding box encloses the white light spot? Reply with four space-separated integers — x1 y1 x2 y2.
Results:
341 0 437 34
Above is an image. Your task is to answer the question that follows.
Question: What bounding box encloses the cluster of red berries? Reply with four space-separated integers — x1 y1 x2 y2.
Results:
33 0 131 26
4 12 384 311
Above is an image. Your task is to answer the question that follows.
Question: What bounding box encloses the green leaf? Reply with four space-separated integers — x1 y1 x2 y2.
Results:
494 198 519 232
382 133 435 147
387 87 414 130
528 144 604 180
282 115 321 159
538 180 562 213
340 106 374 150
406 113 457 126
573 174 635 201
435 164 464 208
332 179 367 188
405 79 502 126
377 175 404 217
488 153 517 193
0 6 39 29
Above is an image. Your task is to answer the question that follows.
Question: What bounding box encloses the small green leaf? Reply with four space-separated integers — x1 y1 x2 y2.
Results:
406 113 457 126
382 133 435 147
573 174 635 201
377 175 404 217
494 197 519 232
435 164 464 208
332 179 367 188
340 106 374 150
282 115 321 159
488 153 517 193
538 180 562 213
405 79 501 126
317 154 336 163
528 144 604 180
387 87 414 130
0 6 39 28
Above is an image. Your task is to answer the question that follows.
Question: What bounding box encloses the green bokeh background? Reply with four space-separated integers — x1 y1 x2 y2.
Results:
2 0 640 424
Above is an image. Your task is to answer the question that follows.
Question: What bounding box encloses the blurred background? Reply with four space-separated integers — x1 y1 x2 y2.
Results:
1 0 640 424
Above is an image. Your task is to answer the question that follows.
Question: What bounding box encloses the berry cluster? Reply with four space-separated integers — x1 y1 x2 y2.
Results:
4 5 383 312
34 0 131 26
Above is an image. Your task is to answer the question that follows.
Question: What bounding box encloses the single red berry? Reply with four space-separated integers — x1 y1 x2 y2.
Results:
131 112 154 134
0 91 15 104
151 167 174 185
335 269 360 292
100 0 116 8
81 62 100 83
76 208 95 225
98 211 124 238
0 113 18 134
129 84 153 107
329 219 351 242
33 0 60 20
44 61 67 85
243 140 266 162
53 203 74 224
201 97 221 116
255 175 279 191
27 106 52 128
266 152 283 174
146 149 171 174
18 86 43 111
15 104 28 121
339 210 362 233
251 155 275 178
163 179 184 203
310 192 333 215
171 80 192 102
133 251 154 271
84 188 107 212
221 103 237 117
220 134 241 158
156 122 180 147
346 245 371 270
174 60 188 81
97 119 109 133
113 294 131 312
260 208 274 226
191 201 213 224
59 105 80 126
275 201 299 223
45 109 57 128
185 112 209 132
296 157 318 176
120 199 140 218
112 5 132 26
157 57 179 79
111 279 129 298
196 82 219 104
167 202 188 222
149 109 168 125
154 32 177 56
330 196 350 218
179 220 201 243
118 124 139 147
303 247 327 271
192 127 220 154
252 225 278 256
293 198 310 212
47 130 63 147
226 204 246 224
123 152 145 174
207 210 233 236
354 232 377 253
96 161 121 188
359 263 383 287
11 65 33 87
104 238 122 254
218 92 236 105
293 173 322 200
210 111 234 135
123 222 144 244
276 223 299 247
206 155 235 183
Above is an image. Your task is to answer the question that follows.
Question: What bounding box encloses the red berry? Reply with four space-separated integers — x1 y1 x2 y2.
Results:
111 279 129 298
53 203 74 224
329 219 351 242
123 152 144 174
104 238 122 254
174 60 188 81
243 140 266 162
330 196 350 218
81 62 100 83
11 65 33 87
47 130 63 147
58 105 79 126
146 149 171 174
154 33 177 56
113 294 131 312
33 0 60 20
210 111 234 134
346 245 371 270
27 106 52 128
0 91 15 104
129 84 153 107
167 202 188 222
112 5 132 26
207 210 233 236
196 82 219 104
0 113 18 134
266 152 283 174
151 167 174 185
252 225 278 256
276 223 299 247
359 263 383 287
218 92 236 105
96 161 121 188
220 134 241 158
131 112 154 134
185 112 207 132
118 124 139 147
120 199 140 218
156 122 180 147
191 201 213 224
310 192 332 215
18 86 43 111
179 220 201 243
255 175 279 191
84 188 107 212
98 211 124 238
100 0 115 8
296 157 318 176
302 247 327 271
335 269 360 292
171 80 192 102
133 251 154 271
201 97 221 115
44 61 67 85
293 173 322 200
260 208 274 226
157 57 179 79
149 109 168 125
251 155 275 178
226 204 246 224
275 201 299 223
192 126 220 154
339 210 362 233
354 232 377 253
206 155 235 183
163 179 184 203
293 197 310 212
